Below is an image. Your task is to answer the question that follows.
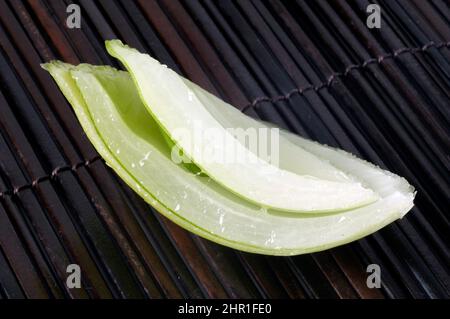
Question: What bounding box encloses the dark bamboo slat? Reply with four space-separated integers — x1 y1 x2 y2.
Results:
64 0 204 298
204 0 372 300
94 0 232 298
258 1 448 298
27 0 190 296
0 246 25 299
184 1 336 296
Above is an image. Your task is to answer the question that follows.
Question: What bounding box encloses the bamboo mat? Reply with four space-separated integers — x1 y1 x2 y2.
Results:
0 0 449 299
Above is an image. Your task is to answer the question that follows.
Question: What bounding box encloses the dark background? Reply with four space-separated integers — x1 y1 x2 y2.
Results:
0 0 449 298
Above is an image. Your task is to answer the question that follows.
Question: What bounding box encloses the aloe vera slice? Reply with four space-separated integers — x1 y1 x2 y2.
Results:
106 40 378 213
42 61 414 255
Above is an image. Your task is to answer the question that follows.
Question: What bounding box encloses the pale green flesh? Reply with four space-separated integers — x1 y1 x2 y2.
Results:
183 78 415 199
42 61 414 255
106 40 379 213
186 80 355 184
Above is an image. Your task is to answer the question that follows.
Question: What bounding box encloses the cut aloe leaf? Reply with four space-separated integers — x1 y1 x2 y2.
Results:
106 39 378 213
41 61 414 256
